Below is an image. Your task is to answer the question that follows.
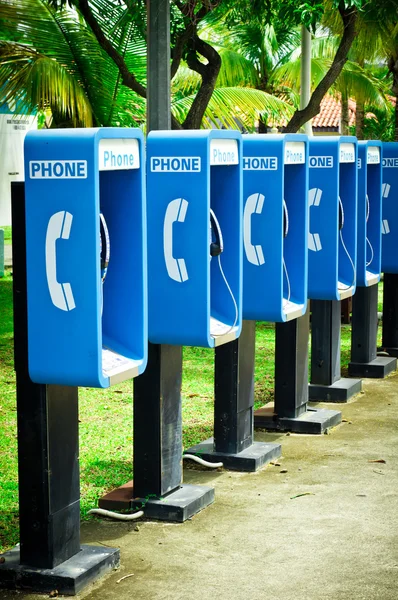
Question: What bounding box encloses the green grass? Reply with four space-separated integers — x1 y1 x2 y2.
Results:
0 226 12 245
0 272 384 552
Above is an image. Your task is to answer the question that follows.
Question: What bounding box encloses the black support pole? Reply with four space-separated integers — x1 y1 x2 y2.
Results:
254 310 341 434
186 321 281 471
99 0 214 520
0 183 119 596
381 273 398 357
349 284 396 378
309 300 362 402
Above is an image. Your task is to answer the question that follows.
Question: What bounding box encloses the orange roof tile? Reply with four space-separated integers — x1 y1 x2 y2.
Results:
311 95 356 128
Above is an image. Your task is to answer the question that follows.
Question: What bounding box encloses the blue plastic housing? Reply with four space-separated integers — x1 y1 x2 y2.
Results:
381 142 398 273
308 136 358 300
242 134 308 322
147 129 243 347
24 128 147 387
357 141 382 287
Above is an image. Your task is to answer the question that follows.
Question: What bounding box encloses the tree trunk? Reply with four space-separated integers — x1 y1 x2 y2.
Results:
285 3 358 133
300 24 312 135
340 95 349 135
356 100 365 140
390 55 398 141
258 117 267 133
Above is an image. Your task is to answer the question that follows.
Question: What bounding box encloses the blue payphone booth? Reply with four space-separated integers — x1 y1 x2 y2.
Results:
147 130 242 348
357 141 382 287
24 128 147 388
381 142 398 273
242 134 308 322
308 136 358 300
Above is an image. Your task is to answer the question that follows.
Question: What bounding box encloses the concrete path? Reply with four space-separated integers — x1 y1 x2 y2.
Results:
1 374 398 600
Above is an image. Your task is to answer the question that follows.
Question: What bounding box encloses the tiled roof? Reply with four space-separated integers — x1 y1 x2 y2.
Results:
267 94 395 131
312 95 356 128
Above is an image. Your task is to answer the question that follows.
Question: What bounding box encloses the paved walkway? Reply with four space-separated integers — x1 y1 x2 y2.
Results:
1 374 398 600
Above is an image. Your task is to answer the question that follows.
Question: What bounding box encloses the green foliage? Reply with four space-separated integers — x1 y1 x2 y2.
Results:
350 103 396 141
0 0 146 127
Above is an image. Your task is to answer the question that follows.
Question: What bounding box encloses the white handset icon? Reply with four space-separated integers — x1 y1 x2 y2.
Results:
382 183 391 234
163 198 189 282
308 187 323 251
244 193 265 266
45 211 76 311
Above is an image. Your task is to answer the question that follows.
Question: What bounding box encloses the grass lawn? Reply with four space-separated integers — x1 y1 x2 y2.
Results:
0 271 383 552
0 226 12 245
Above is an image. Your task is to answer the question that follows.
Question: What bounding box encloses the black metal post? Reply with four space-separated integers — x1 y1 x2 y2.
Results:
186 321 281 471
99 0 214 520
254 310 341 434
381 273 398 357
0 183 118 596
309 300 361 402
349 284 396 377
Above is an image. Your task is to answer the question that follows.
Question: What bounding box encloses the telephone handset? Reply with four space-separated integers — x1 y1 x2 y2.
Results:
243 193 265 266
163 198 189 283
99 213 110 283
45 211 76 312
283 199 289 237
338 196 344 230
210 208 223 257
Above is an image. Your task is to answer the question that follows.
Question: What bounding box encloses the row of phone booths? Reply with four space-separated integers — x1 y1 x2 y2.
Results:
23 128 398 388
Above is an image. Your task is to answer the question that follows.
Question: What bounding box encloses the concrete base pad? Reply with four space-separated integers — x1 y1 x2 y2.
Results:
378 346 398 358
99 481 214 522
185 438 282 472
130 484 215 522
348 356 397 378
0 545 119 596
309 378 362 403
254 405 342 434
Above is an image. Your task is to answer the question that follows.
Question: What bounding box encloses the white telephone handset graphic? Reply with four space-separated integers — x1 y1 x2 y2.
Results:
308 187 323 251
45 211 76 311
163 198 189 282
244 193 265 266
382 183 391 234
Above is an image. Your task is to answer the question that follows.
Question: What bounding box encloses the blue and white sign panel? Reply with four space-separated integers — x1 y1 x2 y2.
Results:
308 136 358 300
356 141 382 286
242 133 308 322
147 129 242 347
382 142 398 273
24 128 147 387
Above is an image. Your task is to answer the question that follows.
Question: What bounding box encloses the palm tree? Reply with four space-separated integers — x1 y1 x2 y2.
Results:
0 0 146 127
0 0 295 131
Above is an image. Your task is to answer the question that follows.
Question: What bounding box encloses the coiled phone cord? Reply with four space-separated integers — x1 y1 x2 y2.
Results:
365 194 374 268
337 197 356 291
282 200 291 308
215 254 239 336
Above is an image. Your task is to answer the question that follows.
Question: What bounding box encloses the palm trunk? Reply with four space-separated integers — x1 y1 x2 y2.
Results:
356 100 365 140
300 24 312 135
388 54 398 141
340 96 349 135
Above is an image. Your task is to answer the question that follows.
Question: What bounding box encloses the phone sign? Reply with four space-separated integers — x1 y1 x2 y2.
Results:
29 160 87 179
339 143 355 163
367 146 380 164
99 138 140 170
284 142 305 164
210 139 239 166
